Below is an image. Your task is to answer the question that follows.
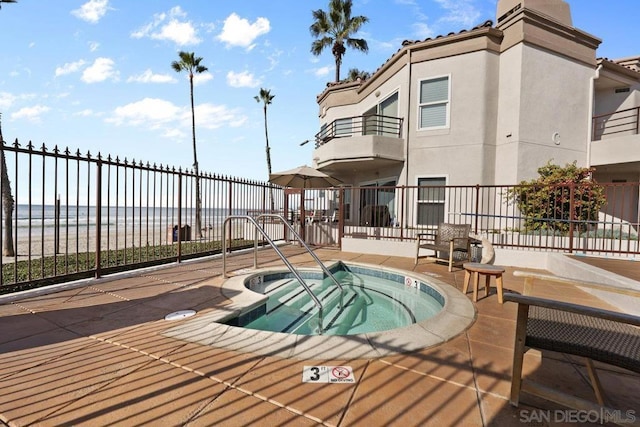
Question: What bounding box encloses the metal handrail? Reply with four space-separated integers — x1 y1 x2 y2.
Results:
222 214 343 334
314 114 403 148
255 214 345 300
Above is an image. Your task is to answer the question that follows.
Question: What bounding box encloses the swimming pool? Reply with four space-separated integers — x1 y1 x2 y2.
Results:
224 263 444 336
163 261 477 359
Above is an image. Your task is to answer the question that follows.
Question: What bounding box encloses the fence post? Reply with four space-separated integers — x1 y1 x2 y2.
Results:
568 182 575 254
95 158 102 278
177 171 182 262
227 180 233 253
399 186 405 240
338 187 344 249
474 185 480 234
55 195 60 255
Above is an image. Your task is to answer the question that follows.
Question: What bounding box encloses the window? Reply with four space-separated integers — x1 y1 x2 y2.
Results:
419 76 449 129
359 179 396 226
363 92 399 136
417 177 446 226
335 118 352 136
341 187 352 221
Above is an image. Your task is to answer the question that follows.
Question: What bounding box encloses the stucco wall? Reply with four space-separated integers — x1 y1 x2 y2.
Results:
496 44 594 183
406 50 500 187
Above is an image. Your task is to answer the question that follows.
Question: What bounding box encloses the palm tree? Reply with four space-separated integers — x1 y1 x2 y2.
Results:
0 115 15 257
1 2 17 256
346 68 370 82
171 51 208 238
254 88 276 212
310 0 369 83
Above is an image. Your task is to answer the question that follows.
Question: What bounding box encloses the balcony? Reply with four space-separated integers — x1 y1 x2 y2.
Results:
591 106 640 169
313 114 405 174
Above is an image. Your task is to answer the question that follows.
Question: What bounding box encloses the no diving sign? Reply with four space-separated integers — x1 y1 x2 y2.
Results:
302 366 355 383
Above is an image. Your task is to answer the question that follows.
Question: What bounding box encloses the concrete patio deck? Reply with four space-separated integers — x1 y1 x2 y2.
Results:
1 245 638 426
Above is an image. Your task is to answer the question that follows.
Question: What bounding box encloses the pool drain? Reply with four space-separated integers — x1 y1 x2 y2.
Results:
164 309 197 320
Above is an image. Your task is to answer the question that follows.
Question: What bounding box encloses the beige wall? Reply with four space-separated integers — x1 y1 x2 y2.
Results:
314 0 608 190
496 44 594 183
406 50 500 187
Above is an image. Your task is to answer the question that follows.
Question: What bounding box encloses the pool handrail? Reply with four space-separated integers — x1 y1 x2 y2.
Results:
222 214 343 334
255 213 345 297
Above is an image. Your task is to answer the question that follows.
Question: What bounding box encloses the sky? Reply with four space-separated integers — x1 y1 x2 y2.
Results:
1 0 638 183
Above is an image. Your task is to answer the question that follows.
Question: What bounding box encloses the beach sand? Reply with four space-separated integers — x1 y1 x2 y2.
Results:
1 222 250 264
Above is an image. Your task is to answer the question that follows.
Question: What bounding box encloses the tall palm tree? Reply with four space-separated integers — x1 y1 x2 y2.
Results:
254 88 276 212
1 2 17 256
0 115 15 257
171 51 207 238
310 0 369 83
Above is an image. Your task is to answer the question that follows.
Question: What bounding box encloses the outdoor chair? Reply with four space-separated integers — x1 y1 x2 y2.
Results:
505 271 640 424
414 223 471 271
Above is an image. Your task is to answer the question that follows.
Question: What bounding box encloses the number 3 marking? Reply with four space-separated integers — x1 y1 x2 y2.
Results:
310 367 320 381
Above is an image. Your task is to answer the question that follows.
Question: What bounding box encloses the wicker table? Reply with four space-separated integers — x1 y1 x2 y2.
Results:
462 262 505 303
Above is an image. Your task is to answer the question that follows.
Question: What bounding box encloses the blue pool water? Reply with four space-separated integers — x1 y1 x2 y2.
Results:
224 263 444 336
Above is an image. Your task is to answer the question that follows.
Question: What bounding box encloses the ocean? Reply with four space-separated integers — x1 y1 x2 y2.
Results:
3 205 248 235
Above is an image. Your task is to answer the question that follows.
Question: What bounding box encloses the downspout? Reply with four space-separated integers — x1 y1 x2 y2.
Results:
404 47 413 229
405 47 412 188
586 64 602 168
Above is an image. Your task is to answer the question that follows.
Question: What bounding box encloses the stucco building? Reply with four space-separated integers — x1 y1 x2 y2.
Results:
311 0 640 227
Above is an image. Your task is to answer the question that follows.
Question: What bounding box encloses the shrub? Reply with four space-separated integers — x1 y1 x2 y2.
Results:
506 161 606 233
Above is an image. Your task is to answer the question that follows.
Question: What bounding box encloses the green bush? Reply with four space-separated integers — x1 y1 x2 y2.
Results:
506 161 606 233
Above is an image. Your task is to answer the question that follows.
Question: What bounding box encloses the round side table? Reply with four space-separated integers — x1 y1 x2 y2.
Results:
462 262 505 303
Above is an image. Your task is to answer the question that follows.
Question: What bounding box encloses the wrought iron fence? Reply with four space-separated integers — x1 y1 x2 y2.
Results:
297 182 640 256
3 138 640 295
0 140 283 293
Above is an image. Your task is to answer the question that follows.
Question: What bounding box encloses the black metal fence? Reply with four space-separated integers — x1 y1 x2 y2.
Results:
3 138 640 295
314 114 403 147
0 140 283 293
297 182 640 256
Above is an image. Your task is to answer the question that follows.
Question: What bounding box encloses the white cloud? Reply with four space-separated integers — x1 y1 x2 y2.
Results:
55 60 86 77
131 6 201 46
11 105 51 122
266 49 283 71
217 13 270 49
82 57 119 83
226 71 260 88
127 69 176 84
412 22 435 39
88 41 100 52
434 0 481 28
172 71 213 86
105 98 247 137
107 98 180 128
71 0 111 24
0 92 17 110
193 72 213 86
314 66 332 77
74 109 97 117
195 104 247 129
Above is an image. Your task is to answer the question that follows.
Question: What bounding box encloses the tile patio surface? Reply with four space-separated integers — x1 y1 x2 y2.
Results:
1 246 639 426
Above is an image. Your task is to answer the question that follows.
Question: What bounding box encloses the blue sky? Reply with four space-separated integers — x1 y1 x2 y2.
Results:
1 0 638 182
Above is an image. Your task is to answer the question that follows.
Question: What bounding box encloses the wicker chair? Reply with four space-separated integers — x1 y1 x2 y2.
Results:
505 271 640 424
414 223 471 272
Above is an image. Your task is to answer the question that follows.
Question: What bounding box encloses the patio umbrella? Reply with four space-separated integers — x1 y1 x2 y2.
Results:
269 165 342 188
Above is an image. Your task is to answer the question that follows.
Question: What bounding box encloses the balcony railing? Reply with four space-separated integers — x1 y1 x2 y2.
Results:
592 106 640 141
314 114 403 148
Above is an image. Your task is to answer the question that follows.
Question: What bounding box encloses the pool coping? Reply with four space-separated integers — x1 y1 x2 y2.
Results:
162 260 477 360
